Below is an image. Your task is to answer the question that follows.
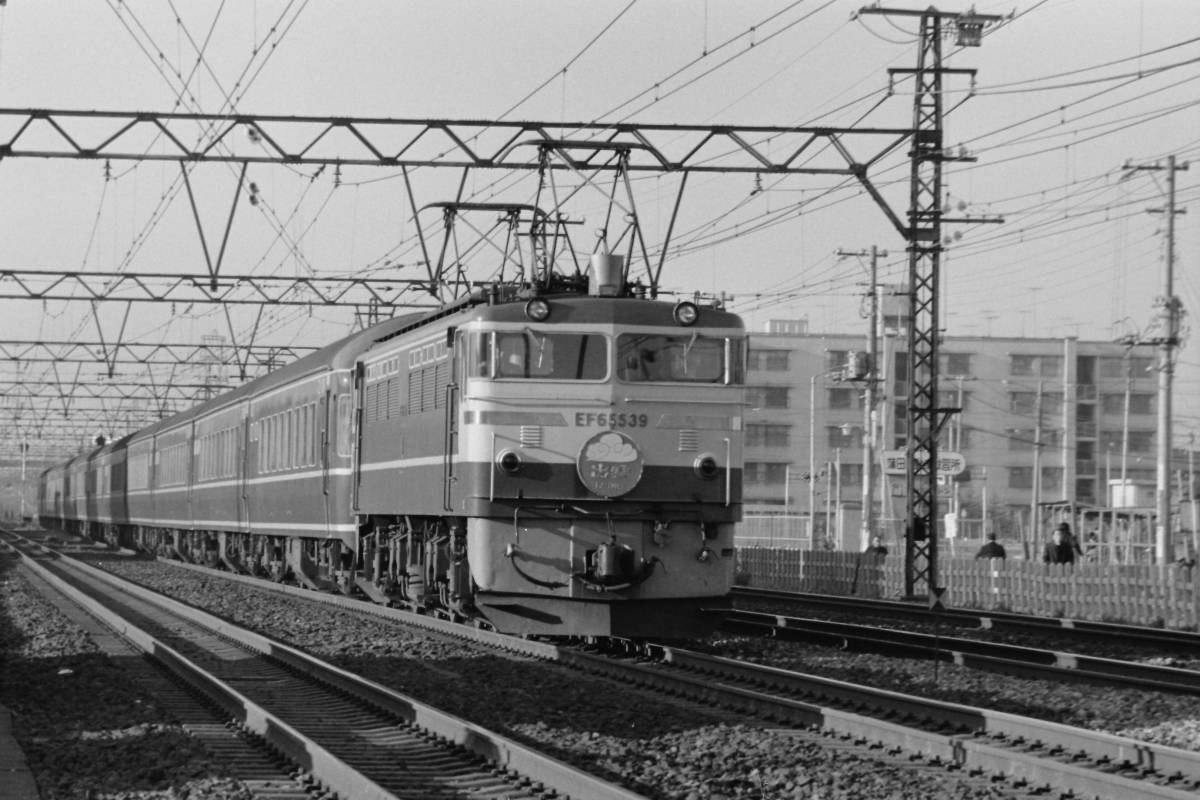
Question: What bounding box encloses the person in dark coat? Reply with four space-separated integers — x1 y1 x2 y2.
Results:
1042 523 1075 564
864 535 888 556
975 532 1006 560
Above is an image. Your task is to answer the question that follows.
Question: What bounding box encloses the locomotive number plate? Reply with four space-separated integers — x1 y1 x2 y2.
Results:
574 411 649 428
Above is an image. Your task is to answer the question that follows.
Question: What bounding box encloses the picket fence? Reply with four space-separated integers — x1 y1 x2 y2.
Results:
735 547 1200 629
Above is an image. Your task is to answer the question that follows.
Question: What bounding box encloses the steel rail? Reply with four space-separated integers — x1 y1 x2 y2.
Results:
641 645 1200 798
722 608 1200 695
732 586 1200 652
137 556 1200 799
3 536 647 800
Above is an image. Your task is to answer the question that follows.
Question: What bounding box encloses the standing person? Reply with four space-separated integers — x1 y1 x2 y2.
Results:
1059 520 1084 559
1042 523 1075 564
975 532 1006 560
865 535 888 556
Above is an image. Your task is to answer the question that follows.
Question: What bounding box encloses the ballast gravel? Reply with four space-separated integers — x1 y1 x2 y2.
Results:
0 555 254 800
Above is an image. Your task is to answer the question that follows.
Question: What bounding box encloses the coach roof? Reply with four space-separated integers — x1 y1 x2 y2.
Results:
129 311 427 441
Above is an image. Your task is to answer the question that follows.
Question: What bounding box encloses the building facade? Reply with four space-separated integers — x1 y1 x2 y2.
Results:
744 318 1181 553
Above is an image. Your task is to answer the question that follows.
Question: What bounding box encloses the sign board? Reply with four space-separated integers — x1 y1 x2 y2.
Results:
882 449 966 477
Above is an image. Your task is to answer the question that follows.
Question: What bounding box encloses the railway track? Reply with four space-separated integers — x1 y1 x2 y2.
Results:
0 539 313 799
86 550 1200 800
2 533 646 800
732 586 1200 653
720 608 1200 695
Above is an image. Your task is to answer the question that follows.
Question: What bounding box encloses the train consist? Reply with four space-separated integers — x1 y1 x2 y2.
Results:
37 259 746 637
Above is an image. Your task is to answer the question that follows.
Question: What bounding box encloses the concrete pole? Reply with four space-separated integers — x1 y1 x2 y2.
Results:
1154 155 1179 563
861 247 881 548
809 374 817 541
19 441 27 522
834 447 843 548
1031 380 1044 554
1190 436 1198 562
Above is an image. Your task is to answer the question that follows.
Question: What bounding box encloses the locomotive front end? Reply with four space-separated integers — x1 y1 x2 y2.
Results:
457 292 745 637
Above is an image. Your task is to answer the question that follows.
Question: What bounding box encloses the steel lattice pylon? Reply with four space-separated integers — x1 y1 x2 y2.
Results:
860 4 1001 605
902 12 946 604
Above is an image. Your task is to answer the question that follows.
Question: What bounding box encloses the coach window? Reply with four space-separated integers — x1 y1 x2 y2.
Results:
335 394 353 457
617 333 742 384
301 407 309 466
287 409 297 469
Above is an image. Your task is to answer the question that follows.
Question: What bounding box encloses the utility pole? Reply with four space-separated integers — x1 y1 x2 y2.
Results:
1190 434 1198 561
838 246 887 551
19 440 28 522
1031 380 1044 555
1123 156 1188 563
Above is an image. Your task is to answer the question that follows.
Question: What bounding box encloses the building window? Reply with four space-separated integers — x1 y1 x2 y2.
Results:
1007 429 1035 451
747 386 789 409
1040 355 1063 378
937 389 969 411
1099 355 1153 379
749 349 790 371
746 423 791 447
1127 430 1154 453
744 461 789 485
1041 467 1063 491
1010 354 1062 377
891 400 907 442
941 352 971 375
939 427 970 450
1008 466 1032 489
1101 393 1154 415
837 463 863 486
1098 429 1154 454
826 425 861 449
828 387 856 409
1009 391 1063 416
1010 355 1036 376
826 350 849 373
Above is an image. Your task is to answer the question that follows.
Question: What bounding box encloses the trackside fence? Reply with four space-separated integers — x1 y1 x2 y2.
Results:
735 547 1200 629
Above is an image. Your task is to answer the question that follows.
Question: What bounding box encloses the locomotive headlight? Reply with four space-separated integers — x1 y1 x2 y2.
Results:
694 454 719 480
673 301 699 326
497 450 523 475
524 297 551 322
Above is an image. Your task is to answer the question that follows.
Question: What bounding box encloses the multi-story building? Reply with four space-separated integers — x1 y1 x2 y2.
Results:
744 317 1180 553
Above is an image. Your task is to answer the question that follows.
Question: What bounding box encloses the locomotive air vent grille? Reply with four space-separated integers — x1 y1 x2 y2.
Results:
519 426 543 448
678 429 699 452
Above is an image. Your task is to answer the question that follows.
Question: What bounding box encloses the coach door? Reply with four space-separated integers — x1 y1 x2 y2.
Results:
352 365 365 511
238 403 251 532
442 327 460 512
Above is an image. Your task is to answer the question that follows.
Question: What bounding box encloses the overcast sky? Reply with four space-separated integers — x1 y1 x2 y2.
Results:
0 0 1196 450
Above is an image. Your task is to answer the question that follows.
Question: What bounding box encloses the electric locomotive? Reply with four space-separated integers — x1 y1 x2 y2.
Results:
356 255 746 636
37 255 746 638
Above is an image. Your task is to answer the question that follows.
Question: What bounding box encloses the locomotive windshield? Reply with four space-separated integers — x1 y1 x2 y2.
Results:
617 333 743 384
467 329 744 383
469 331 608 380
